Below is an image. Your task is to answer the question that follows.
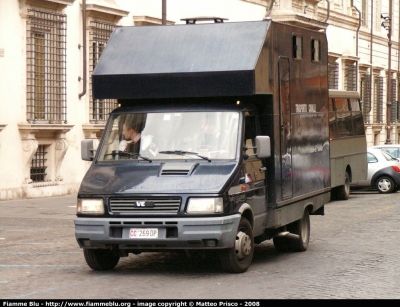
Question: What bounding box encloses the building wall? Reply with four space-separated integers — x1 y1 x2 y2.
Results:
0 0 398 200
323 0 399 146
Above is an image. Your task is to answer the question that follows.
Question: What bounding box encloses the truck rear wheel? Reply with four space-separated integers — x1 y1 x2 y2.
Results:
219 217 254 273
288 210 310 252
83 248 120 271
335 171 350 200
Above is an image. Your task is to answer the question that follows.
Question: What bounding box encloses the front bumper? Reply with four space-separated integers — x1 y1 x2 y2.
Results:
74 214 241 250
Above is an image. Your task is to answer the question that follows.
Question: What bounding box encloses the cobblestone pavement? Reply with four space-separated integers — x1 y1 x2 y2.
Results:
0 190 399 299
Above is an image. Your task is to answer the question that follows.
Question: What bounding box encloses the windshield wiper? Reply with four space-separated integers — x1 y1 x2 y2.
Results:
159 150 211 162
107 150 152 162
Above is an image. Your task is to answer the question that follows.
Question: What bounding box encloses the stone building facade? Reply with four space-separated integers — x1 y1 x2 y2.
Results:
0 0 398 200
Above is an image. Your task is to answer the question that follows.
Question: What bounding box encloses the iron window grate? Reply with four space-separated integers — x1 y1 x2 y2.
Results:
390 79 397 123
30 145 47 182
89 20 118 123
328 61 339 89
26 9 67 124
344 63 357 91
373 76 384 123
361 74 371 123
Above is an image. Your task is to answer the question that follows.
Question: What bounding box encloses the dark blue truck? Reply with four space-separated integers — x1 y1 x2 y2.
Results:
75 18 329 273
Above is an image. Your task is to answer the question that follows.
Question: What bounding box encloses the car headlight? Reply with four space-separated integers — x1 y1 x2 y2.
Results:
186 198 223 213
77 198 104 215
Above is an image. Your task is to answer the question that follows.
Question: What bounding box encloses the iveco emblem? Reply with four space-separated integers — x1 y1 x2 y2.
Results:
134 201 155 207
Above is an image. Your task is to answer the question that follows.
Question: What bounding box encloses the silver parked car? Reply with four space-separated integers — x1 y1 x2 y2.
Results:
350 148 400 193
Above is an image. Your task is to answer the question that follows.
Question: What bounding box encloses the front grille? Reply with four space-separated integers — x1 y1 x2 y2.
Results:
110 198 181 213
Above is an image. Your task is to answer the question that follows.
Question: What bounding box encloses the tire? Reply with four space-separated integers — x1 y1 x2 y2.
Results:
83 248 120 271
287 210 310 252
376 176 395 194
335 171 350 200
219 217 254 273
273 236 291 252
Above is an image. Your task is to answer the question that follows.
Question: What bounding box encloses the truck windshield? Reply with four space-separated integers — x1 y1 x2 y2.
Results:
97 111 240 161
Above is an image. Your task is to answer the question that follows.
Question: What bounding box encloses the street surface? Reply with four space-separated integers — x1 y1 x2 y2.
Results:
0 190 399 299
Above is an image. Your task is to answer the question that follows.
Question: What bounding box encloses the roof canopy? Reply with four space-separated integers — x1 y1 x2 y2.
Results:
92 20 271 99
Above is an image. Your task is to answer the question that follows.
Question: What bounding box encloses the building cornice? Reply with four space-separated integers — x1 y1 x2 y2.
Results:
328 52 342 59
133 16 175 26
82 124 106 139
86 0 129 23
18 124 74 139
24 0 75 11
359 31 392 46
317 7 360 30
342 55 360 62
270 14 328 31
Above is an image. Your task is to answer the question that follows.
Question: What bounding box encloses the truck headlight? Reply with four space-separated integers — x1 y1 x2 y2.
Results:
77 198 104 215
187 198 223 213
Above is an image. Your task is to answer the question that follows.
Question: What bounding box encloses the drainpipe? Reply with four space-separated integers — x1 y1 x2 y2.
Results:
324 0 330 23
397 0 400 143
265 0 275 18
369 0 373 116
79 0 87 99
162 0 166 25
351 1 361 91
385 0 393 144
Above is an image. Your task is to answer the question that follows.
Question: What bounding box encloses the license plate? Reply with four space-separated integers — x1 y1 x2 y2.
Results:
129 228 158 239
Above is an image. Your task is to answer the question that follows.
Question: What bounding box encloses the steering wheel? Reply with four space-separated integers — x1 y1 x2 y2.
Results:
194 145 230 158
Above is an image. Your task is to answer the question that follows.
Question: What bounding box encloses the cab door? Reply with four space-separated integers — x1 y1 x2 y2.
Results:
243 113 267 234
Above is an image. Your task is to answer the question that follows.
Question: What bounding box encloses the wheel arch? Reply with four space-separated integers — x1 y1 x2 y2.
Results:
371 167 396 186
237 203 254 228
346 165 352 182
305 203 314 214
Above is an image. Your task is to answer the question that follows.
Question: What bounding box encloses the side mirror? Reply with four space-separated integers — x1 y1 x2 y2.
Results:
81 139 96 161
255 136 271 158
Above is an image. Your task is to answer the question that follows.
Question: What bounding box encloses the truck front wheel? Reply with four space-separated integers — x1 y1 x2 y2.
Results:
83 248 120 271
219 217 254 273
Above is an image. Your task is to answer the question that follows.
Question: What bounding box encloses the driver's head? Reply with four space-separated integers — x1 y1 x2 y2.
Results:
122 113 146 140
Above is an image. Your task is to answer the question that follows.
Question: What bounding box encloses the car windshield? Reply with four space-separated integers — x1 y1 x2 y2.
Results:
97 111 240 161
377 147 400 158
380 149 398 161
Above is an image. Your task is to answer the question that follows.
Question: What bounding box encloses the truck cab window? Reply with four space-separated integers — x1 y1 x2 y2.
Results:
244 114 265 182
98 111 240 161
